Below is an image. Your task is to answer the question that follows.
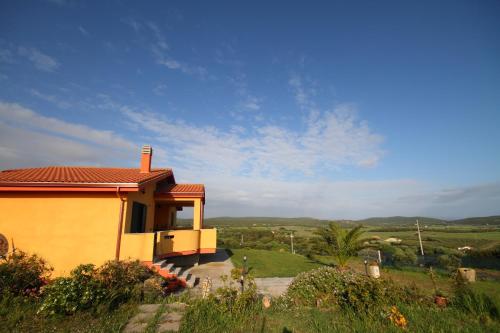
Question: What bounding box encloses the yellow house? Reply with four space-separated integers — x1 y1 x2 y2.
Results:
0 145 216 276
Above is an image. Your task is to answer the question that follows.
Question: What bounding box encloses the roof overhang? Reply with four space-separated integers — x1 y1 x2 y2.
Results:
0 184 140 192
0 172 170 193
154 183 205 203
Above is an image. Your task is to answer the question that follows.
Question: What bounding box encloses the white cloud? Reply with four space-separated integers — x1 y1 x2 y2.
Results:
78 26 90 37
18 46 59 72
29 89 71 109
0 123 131 168
121 17 142 32
145 21 208 79
197 175 428 219
153 83 168 96
289 74 317 111
0 49 14 63
0 101 135 154
227 72 263 114
242 96 261 111
396 182 500 219
114 100 383 178
1 99 497 219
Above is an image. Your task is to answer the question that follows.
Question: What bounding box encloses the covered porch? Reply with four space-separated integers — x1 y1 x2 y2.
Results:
119 183 216 264
153 183 216 260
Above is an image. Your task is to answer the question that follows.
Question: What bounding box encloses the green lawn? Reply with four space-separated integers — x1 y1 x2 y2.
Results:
229 248 322 277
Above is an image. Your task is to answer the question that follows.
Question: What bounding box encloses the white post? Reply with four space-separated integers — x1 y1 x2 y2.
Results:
416 219 424 256
290 233 294 254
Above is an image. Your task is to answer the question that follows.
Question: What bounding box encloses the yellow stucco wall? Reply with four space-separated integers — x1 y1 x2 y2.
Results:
156 229 199 255
200 228 217 250
120 233 155 261
0 192 120 276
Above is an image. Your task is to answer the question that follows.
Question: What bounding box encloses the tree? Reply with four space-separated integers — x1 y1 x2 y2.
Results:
315 223 367 268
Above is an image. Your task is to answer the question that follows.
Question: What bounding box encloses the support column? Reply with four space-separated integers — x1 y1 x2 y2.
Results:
193 198 201 231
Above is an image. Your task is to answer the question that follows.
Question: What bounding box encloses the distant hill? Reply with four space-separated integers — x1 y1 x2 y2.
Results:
197 215 500 227
450 216 500 226
356 216 446 226
202 216 331 227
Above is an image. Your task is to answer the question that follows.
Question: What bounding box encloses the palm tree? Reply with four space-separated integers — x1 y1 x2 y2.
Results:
315 223 367 268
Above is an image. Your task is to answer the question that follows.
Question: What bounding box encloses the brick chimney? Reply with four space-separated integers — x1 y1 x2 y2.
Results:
140 145 153 173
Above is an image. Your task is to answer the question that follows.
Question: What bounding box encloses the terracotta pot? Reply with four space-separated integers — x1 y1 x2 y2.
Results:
434 296 448 308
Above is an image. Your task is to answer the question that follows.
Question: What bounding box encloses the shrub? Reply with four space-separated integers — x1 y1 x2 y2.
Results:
39 260 157 315
284 267 423 312
38 264 106 315
96 260 153 290
180 272 261 333
393 247 417 267
452 278 499 320
0 250 52 296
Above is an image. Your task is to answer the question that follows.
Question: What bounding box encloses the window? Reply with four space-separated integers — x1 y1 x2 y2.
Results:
130 202 147 233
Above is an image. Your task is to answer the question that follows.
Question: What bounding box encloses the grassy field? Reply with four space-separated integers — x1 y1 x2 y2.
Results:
258 305 500 333
229 248 500 300
229 248 322 277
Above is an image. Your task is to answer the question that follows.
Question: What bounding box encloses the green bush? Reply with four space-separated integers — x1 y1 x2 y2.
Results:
452 279 499 321
39 260 157 315
0 250 52 296
393 247 417 267
96 260 153 290
284 267 423 312
38 264 106 315
180 273 260 333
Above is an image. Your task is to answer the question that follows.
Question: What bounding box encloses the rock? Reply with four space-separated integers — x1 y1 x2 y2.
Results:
129 312 155 323
138 304 161 313
157 312 184 332
123 322 148 333
166 302 188 311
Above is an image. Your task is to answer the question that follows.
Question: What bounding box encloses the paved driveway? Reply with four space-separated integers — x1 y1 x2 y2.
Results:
190 249 295 296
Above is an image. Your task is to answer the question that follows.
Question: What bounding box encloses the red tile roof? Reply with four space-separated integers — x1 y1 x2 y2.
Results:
0 166 172 186
159 183 205 194
155 183 205 200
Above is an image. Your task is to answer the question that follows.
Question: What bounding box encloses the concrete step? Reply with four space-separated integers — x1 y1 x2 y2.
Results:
185 274 197 288
172 266 182 276
153 259 167 267
179 268 191 279
164 262 174 272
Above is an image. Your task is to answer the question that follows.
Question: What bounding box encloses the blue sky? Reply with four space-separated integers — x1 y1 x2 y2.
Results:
1 0 499 219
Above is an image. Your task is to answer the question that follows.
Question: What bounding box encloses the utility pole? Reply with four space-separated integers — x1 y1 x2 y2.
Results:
416 219 424 256
290 232 294 254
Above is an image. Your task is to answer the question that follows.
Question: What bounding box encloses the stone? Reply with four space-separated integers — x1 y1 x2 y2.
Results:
157 312 184 332
160 311 184 322
166 302 188 311
157 321 181 332
138 304 161 313
123 322 148 333
129 312 155 324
